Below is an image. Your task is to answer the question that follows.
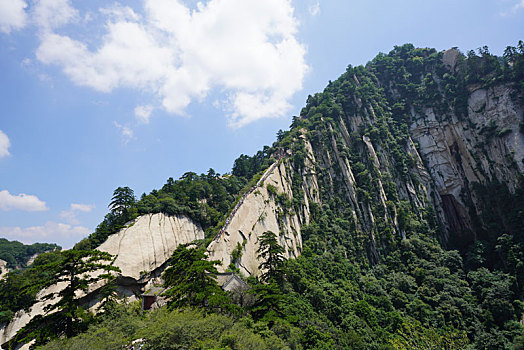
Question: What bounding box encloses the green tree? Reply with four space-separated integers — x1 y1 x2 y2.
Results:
257 231 285 283
163 245 235 313
249 231 287 325
249 281 284 324
390 321 469 349
14 250 120 347
109 186 136 217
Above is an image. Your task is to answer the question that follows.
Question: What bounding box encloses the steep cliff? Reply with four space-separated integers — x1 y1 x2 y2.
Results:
0 260 7 280
409 83 524 248
2 43 524 349
98 213 204 280
207 157 309 276
282 44 524 265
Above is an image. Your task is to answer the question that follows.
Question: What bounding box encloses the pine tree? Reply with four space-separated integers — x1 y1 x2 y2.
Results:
257 231 285 283
14 250 120 347
163 245 236 313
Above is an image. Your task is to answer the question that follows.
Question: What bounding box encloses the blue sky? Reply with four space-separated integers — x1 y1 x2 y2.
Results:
0 0 523 248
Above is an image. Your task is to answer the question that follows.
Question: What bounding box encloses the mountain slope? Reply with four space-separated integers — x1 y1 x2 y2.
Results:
2 42 524 349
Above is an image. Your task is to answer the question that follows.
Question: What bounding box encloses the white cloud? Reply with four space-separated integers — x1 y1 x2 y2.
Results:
60 203 94 224
0 0 27 33
70 203 94 212
134 105 154 124
0 190 48 211
0 130 10 158
0 222 90 247
32 0 78 30
113 121 134 144
309 1 320 16
513 0 524 12
35 0 308 127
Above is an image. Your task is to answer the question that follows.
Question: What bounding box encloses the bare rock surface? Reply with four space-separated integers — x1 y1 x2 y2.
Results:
0 213 203 348
207 159 307 277
409 85 524 242
98 213 205 280
0 259 7 280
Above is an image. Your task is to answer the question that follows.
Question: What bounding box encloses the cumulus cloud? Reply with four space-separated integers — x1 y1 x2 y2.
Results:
0 0 27 33
0 130 10 158
32 0 78 30
0 222 91 247
0 190 48 211
60 203 94 224
134 105 154 124
34 0 308 127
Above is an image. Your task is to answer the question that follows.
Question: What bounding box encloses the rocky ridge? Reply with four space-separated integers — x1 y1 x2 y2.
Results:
207 155 315 276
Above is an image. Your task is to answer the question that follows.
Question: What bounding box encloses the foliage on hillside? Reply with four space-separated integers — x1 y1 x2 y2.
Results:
0 238 59 270
5 42 524 349
76 148 276 250
0 251 64 323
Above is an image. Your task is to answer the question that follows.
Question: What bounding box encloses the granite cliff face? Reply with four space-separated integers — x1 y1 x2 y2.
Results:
0 213 204 348
98 213 204 280
207 158 311 276
281 46 524 262
0 260 7 280
409 83 524 247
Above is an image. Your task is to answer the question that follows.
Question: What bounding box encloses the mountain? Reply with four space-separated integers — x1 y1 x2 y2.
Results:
2 42 524 349
0 239 60 271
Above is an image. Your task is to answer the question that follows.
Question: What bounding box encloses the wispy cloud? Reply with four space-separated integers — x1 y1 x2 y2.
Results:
513 0 524 12
0 0 27 33
0 190 48 212
32 0 308 127
309 1 320 17
0 130 10 158
60 203 95 224
32 0 78 31
500 0 524 15
113 121 134 144
134 105 154 124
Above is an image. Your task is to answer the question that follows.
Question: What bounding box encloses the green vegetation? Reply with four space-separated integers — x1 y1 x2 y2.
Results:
4 42 524 349
10 250 120 348
0 238 59 269
38 304 297 350
163 245 237 314
0 250 64 323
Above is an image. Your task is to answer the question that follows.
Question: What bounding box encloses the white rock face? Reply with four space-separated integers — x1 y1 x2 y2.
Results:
0 213 204 348
0 281 66 347
442 48 460 71
0 259 7 280
98 213 205 280
207 159 307 277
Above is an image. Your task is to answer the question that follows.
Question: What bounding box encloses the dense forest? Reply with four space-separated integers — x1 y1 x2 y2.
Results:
0 239 59 270
2 42 524 349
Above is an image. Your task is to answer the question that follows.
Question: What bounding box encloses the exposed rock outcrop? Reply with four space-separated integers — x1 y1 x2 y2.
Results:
207 158 308 277
0 259 7 280
0 213 204 349
98 213 204 280
409 84 524 246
